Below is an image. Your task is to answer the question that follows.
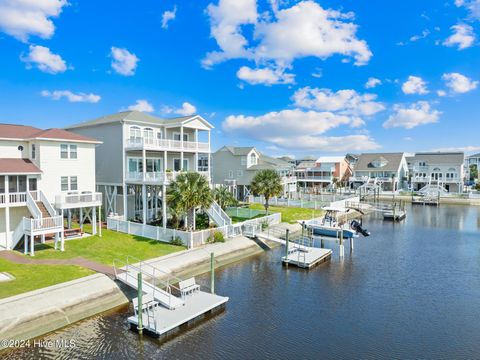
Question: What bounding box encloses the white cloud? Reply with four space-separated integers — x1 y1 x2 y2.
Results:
203 1 372 73
222 108 380 152
442 72 478 93
41 90 100 103
110 47 139 76
203 0 258 68
410 29 430 42
126 100 154 113
292 87 385 116
437 90 447 97
433 145 480 153
162 6 177 29
402 76 429 95
365 77 381 89
443 24 475 50
162 102 197 116
455 0 480 20
20 45 68 74
236 66 294 85
0 0 68 42
383 101 441 129
311 68 322 78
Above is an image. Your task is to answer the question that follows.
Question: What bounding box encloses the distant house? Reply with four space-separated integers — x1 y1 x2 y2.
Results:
295 156 352 192
0 124 102 253
211 146 297 200
351 152 408 191
410 152 465 193
465 153 480 180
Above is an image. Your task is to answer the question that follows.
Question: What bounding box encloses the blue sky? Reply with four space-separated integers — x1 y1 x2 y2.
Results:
0 0 479 157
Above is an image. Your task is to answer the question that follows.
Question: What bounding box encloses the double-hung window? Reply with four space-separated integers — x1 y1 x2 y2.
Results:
61 144 69 159
31 144 36 159
61 177 69 191
70 145 77 159
70 176 78 191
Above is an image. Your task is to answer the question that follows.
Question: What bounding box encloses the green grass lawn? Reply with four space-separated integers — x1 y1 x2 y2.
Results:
249 203 324 224
0 258 94 299
29 227 185 266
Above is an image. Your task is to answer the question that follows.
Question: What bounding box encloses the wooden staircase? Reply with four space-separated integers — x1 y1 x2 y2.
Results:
36 201 51 217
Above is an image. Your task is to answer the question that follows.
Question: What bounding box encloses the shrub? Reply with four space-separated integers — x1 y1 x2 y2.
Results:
170 236 184 246
207 230 225 243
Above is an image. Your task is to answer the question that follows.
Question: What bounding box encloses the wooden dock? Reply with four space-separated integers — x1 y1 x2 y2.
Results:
383 210 407 221
127 291 228 338
412 197 439 206
282 247 332 268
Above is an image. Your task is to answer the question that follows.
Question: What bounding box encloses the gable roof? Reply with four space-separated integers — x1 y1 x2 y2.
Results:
66 110 214 130
355 153 406 172
413 152 464 165
0 124 99 143
0 158 42 174
467 153 480 158
221 146 256 156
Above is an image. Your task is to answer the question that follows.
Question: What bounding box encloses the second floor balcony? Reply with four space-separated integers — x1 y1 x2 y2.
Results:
125 137 210 153
126 171 210 185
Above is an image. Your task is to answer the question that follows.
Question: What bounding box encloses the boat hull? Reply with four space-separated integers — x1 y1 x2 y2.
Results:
311 227 356 239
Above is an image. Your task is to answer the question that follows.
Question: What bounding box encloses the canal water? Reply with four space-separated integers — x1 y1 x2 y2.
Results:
3 204 480 359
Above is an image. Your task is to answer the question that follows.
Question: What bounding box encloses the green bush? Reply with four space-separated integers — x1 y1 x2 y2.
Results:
170 236 184 246
207 230 225 243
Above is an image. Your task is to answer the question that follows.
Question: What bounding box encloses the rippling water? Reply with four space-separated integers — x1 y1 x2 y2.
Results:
3 204 480 359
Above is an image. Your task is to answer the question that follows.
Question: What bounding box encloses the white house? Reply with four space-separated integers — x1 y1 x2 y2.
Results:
0 124 102 255
410 152 465 193
350 152 409 191
66 110 217 227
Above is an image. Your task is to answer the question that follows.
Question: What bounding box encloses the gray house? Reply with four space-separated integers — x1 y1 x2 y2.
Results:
350 152 408 191
212 146 297 200
66 110 214 226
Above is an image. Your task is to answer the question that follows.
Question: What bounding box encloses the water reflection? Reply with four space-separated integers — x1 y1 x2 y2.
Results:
2 204 480 359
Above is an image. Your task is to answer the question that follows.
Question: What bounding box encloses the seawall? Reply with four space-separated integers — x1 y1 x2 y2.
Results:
0 273 128 349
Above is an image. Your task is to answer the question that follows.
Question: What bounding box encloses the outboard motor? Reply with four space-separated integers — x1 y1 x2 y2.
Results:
351 219 370 237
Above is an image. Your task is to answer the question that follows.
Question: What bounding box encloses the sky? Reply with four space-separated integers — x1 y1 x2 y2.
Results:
0 0 479 158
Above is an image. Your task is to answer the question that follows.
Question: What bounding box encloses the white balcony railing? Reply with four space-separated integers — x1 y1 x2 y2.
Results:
125 137 210 152
55 192 102 209
23 216 63 233
126 171 210 184
297 175 332 181
281 176 297 184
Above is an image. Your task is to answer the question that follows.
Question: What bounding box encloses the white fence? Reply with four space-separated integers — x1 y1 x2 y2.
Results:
107 212 282 249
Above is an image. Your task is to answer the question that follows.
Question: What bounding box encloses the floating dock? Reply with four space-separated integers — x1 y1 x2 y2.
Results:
282 246 332 268
383 210 406 221
127 291 228 338
412 197 439 206
113 256 228 339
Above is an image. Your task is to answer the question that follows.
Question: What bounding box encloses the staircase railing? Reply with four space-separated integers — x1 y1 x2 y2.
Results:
26 191 42 219
10 221 25 250
207 201 232 227
38 190 57 217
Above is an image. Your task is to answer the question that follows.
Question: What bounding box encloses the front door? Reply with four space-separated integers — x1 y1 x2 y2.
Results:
28 178 37 191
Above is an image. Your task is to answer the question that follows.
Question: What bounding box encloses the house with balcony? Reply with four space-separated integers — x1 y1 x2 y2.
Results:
410 152 465 193
350 152 408 191
465 153 480 181
66 110 215 226
0 124 102 255
212 146 297 200
295 156 352 192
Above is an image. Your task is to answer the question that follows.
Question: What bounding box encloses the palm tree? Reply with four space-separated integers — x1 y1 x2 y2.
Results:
167 172 214 231
213 185 238 210
250 169 283 214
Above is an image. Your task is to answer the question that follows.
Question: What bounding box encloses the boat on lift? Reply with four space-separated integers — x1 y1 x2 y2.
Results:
303 207 370 239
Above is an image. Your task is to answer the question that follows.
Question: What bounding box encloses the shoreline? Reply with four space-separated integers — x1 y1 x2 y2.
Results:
0 236 267 349
372 195 480 206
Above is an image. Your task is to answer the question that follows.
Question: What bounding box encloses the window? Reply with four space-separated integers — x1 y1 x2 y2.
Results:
128 158 143 173
31 144 36 159
173 133 189 141
61 177 69 191
241 157 247 166
174 159 181 171
61 144 68 159
129 126 141 139
198 156 209 171
228 170 234 179
237 170 243 177
146 158 162 172
144 128 154 145
156 131 163 140
249 153 258 166
0 176 4 193
70 176 78 191
70 145 77 159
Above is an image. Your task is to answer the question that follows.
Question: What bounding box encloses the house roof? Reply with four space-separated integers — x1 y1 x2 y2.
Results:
316 156 344 164
296 160 317 169
355 153 405 172
0 124 99 143
222 146 256 156
66 110 214 130
467 153 480 158
412 152 465 165
0 158 42 174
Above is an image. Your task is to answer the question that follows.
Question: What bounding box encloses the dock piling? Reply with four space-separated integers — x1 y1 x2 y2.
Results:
137 272 143 335
285 229 290 267
210 252 215 294
339 230 344 258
